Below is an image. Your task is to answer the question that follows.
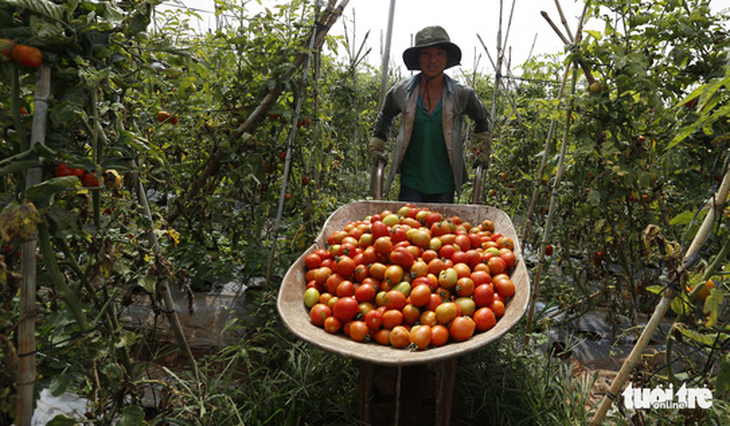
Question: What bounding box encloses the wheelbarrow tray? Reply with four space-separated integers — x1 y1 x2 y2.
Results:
277 200 531 366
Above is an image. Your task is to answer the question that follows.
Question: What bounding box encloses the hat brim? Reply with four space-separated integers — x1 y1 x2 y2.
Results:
403 41 462 71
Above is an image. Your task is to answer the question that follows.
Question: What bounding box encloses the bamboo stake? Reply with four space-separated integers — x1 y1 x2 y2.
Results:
16 63 50 426
554 0 574 43
524 64 579 343
133 158 200 379
476 35 526 131
590 162 730 425
377 0 396 110
265 13 319 287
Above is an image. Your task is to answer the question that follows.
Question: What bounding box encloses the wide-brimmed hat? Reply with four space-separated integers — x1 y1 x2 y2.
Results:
402 26 462 71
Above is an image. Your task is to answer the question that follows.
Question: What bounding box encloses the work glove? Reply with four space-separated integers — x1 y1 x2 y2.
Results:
368 137 388 165
473 132 491 169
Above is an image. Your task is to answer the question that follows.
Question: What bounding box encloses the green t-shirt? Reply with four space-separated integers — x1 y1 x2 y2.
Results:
399 95 454 194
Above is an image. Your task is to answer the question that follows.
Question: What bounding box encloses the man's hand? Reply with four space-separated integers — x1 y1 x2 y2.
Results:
474 132 491 168
368 137 388 164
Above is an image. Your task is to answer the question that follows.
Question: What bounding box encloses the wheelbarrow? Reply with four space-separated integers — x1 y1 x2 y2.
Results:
277 161 531 424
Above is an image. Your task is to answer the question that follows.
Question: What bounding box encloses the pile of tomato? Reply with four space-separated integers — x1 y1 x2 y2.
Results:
302 204 518 350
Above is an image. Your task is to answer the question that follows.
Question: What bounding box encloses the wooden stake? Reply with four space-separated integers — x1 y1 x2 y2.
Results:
16 63 50 426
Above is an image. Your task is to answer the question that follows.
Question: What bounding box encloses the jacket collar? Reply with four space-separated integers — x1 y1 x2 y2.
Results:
406 73 455 96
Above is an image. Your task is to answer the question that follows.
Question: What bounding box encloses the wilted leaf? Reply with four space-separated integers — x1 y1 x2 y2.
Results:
0 199 42 243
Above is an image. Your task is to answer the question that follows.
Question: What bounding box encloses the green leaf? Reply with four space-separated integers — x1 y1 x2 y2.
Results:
717 358 730 396
1 0 64 20
703 287 723 328
0 160 41 177
25 176 79 210
669 209 706 226
47 415 77 426
116 406 146 426
49 371 71 396
674 323 724 347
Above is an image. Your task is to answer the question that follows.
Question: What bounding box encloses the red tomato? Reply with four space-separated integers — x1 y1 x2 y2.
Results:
361 246 378 265
487 256 507 275
449 316 476 342
470 270 492 286
325 273 345 294
81 172 100 188
454 234 472 251
499 249 516 269
389 246 415 269
473 284 495 307
354 282 376 302
493 276 516 298
426 293 443 311
496 236 514 250
304 253 322 270
333 255 356 277
309 303 332 326
371 220 389 239
314 248 332 260
364 309 383 329
11 44 42 68
427 258 448 276
332 297 359 322
455 277 475 297
473 307 497 331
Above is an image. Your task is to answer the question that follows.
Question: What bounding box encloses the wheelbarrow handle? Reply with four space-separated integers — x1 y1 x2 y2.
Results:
472 163 484 204
374 159 386 201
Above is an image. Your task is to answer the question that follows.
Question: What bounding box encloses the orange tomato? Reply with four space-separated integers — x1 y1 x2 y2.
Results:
430 325 450 346
449 316 476 342
382 309 404 329
409 325 432 350
349 321 370 342
389 325 411 348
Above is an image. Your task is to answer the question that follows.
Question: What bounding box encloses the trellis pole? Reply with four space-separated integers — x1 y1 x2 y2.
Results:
377 0 396 109
16 63 50 426
523 1 591 340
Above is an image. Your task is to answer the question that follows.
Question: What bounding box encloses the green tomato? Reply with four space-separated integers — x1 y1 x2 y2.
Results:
392 281 412 297
303 287 320 308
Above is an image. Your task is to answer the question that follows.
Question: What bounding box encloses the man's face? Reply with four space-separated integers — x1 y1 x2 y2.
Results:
418 46 448 79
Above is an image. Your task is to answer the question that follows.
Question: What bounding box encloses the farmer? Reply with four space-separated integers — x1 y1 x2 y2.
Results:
368 25 491 203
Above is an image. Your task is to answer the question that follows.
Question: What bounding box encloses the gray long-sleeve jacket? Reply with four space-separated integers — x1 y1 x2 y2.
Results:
372 73 490 197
